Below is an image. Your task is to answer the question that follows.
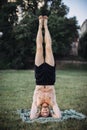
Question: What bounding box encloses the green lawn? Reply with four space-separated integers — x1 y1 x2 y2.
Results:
0 69 87 130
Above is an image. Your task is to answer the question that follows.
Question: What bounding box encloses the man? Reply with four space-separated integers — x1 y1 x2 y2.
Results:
30 16 61 119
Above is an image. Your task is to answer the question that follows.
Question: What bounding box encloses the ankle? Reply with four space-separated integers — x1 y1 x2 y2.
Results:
39 16 44 29
39 24 43 29
43 16 48 28
44 25 48 30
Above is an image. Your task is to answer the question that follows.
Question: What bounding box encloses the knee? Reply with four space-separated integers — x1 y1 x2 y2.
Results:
36 47 43 53
46 45 51 50
36 43 43 49
46 47 52 54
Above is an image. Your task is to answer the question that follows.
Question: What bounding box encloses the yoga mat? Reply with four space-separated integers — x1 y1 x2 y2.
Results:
17 109 86 123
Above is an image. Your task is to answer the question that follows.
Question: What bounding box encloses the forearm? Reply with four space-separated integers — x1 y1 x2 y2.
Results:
52 104 61 118
30 103 39 119
51 112 60 118
30 112 40 119
51 113 58 118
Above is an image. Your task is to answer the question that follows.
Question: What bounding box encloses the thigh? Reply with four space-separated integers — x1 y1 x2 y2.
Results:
35 49 44 66
45 47 55 66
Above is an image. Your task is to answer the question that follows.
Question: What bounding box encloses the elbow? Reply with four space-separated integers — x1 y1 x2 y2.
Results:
52 113 61 118
30 115 36 120
56 113 62 118
30 112 39 120
30 115 34 120
55 110 62 118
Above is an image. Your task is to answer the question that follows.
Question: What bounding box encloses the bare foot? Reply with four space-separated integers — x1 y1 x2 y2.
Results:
39 15 44 28
43 16 48 28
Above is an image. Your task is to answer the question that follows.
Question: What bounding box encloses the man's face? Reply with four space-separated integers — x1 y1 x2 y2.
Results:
40 103 50 117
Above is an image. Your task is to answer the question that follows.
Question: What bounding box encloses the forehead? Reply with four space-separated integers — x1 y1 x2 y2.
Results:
42 103 49 107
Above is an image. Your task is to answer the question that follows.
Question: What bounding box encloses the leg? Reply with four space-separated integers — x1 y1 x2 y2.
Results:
44 16 55 66
35 16 44 66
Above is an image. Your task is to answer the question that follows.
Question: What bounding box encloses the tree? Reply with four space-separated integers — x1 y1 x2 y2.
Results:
78 33 87 60
0 1 18 69
50 0 69 16
14 0 79 58
0 0 8 9
0 0 79 69
12 14 38 69
48 15 79 57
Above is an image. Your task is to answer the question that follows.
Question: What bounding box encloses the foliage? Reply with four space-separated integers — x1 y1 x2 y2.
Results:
50 0 69 16
0 0 79 69
48 15 79 57
14 0 79 58
78 33 87 59
12 14 37 69
0 1 18 69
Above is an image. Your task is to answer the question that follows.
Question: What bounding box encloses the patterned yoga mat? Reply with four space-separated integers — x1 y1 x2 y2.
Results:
17 109 86 123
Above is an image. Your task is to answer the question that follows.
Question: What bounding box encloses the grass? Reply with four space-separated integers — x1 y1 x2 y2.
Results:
0 69 87 130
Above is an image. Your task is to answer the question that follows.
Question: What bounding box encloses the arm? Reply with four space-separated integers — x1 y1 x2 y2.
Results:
49 88 61 118
30 89 40 119
30 88 42 119
51 103 61 118
30 102 40 119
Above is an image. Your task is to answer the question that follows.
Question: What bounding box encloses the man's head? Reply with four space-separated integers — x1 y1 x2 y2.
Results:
40 103 50 117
